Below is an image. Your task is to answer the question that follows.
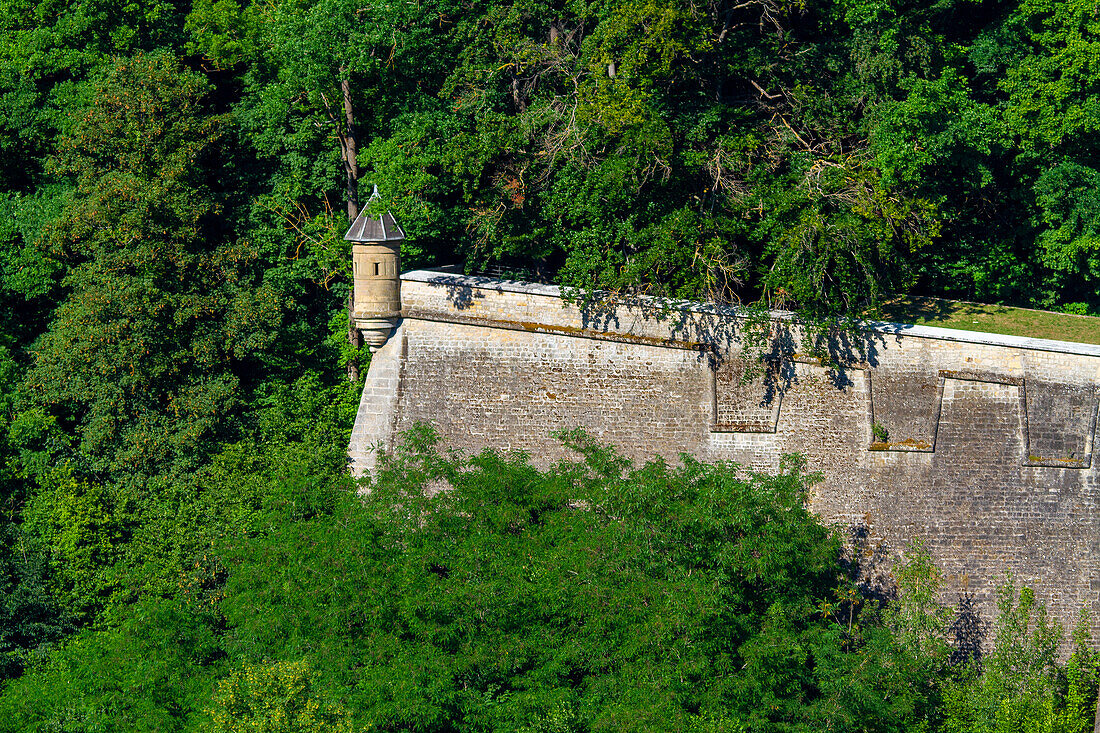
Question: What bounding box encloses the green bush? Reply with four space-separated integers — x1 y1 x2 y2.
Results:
216 427 939 732
939 582 1100 733
203 659 356 733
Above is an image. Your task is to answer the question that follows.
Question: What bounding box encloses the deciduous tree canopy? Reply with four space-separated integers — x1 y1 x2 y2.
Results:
1 0 1099 729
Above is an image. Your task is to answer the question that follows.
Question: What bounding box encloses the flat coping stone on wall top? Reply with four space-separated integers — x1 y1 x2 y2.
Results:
403 269 565 299
863 321 1100 358
400 270 1100 359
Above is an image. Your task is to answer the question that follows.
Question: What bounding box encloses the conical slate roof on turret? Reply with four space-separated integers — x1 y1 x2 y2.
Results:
344 186 405 243
344 210 404 242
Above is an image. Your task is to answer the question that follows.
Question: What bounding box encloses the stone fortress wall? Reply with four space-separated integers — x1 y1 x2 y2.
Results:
351 269 1100 641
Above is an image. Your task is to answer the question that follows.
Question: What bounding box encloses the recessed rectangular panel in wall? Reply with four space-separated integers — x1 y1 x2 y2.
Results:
868 347 941 451
935 376 1025 463
1023 380 1096 468
712 359 782 433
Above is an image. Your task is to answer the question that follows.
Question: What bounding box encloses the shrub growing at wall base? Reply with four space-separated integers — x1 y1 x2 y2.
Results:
1 427 1096 731
217 426 943 732
939 586 1100 733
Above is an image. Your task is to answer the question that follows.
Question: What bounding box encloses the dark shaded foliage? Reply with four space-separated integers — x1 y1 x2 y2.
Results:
0 0 1099 729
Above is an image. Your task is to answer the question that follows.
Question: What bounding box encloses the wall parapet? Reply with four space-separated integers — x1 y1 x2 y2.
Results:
402 269 1100 358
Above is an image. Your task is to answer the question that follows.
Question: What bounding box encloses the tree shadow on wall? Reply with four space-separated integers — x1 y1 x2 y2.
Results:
428 272 890 408
424 274 486 308
571 290 890 405
841 523 988 673
949 592 986 671
690 311 888 409
841 521 897 608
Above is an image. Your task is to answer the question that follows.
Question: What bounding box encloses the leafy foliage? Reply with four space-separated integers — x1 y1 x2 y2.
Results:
0 597 221 733
2 426 1098 730
213 430 938 732
939 581 1100 733
1 0 1100 728
203 659 356 733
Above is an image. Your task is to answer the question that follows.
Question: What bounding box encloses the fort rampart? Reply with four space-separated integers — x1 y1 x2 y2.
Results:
351 270 1100 640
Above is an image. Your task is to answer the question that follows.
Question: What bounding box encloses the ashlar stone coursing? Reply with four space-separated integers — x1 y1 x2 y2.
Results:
350 270 1100 644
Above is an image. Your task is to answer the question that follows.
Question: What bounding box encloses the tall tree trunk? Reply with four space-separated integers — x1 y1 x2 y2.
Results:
341 66 362 383
341 68 359 222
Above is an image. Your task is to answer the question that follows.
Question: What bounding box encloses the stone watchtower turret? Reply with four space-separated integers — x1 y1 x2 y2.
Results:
345 188 404 351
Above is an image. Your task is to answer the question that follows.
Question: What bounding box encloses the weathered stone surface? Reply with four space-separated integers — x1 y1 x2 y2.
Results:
350 271 1100 644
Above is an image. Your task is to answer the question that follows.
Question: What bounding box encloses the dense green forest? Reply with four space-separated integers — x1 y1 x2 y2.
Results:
3 423 1100 732
2 0 1100 730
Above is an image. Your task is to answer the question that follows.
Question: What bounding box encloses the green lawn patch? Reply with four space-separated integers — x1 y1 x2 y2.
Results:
877 296 1100 345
